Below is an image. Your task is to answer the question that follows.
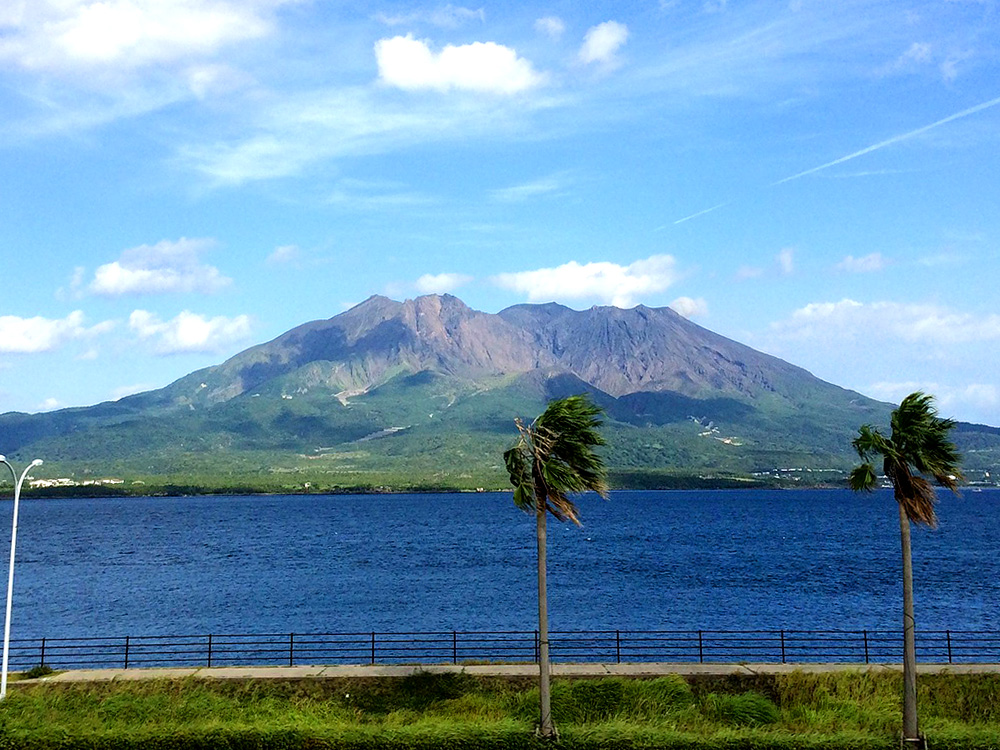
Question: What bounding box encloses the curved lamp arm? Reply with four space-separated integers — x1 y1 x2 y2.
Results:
0 457 43 700
0 458 15 486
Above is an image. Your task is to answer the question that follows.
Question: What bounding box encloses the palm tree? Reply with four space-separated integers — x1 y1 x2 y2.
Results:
849 391 962 749
504 394 609 739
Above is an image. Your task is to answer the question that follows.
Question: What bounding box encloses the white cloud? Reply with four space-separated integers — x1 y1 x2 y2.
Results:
414 273 473 294
836 253 887 272
375 35 545 94
756 299 1000 425
0 311 111 353
90 237 231 296
773 299 1000 345
375 6 485 28
578 21 629 65
493 255 680 308
128 309 251 354
670 296 708 318
37 397 61 412
535 16 565 39
776 247 795 274
0 0 278 73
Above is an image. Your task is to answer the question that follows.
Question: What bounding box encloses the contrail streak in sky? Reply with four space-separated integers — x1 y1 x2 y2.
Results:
772 94 1000 186
670 94 1000 224
673 202 729 225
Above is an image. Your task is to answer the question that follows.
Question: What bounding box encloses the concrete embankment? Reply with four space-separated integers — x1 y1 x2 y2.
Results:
26 661 1000 684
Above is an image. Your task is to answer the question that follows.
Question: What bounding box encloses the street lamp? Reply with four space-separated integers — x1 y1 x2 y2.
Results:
0 456 42 700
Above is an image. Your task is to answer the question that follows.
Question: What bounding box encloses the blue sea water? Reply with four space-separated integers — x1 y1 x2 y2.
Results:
6 489 999 640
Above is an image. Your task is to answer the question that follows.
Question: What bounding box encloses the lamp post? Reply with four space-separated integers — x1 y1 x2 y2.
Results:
0 456 42 700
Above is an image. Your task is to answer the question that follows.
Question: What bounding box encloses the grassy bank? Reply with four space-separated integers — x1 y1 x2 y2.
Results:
3 671 1000 749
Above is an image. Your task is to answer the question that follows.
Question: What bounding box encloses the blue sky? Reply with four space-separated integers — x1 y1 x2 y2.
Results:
2 0 999 426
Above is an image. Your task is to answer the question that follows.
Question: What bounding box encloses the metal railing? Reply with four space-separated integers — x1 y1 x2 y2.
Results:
6 629 999 671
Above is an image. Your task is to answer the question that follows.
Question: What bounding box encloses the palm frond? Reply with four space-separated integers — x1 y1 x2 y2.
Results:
891 391 964 496
849 391 962 527
849 462 878 493
853 425 892 462
504 394 609 524
504 435 535 513
889 461 938 527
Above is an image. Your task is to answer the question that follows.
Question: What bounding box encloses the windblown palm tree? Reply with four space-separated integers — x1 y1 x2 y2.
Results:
849 392 962 749
504 394 608 739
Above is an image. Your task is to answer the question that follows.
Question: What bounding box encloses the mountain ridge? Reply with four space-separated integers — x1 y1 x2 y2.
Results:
2 294 998 491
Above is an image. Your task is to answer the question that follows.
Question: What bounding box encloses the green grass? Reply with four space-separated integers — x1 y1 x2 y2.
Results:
3 671 1000 749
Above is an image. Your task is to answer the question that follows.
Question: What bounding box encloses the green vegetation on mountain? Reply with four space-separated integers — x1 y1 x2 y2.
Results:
1 295 998 493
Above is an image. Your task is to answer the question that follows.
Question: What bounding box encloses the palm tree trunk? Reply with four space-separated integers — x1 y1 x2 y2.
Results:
898 502 923 748
535 498 556 738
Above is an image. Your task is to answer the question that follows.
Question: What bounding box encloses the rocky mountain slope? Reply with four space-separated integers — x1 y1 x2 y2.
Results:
2 294 997 491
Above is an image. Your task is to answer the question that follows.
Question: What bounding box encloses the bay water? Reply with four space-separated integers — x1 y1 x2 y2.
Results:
8 489 999 640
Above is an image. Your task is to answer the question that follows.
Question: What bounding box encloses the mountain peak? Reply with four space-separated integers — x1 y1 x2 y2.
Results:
134 294 836 411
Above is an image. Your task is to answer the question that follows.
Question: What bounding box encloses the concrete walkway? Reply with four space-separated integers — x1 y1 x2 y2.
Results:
25 661 1000 684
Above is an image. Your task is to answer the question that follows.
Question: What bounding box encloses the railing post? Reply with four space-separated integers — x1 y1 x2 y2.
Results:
23 626 992 672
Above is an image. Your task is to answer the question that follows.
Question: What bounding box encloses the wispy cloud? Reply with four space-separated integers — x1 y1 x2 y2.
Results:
89 238 231 296
877 41 933 77
735 265 764 280
181 83 561 183
326 179 436 210
535 16 565 39
866 381 998 422
493 254 681 307
772 299 1000 345
776 248 795 275
266 245 300 265
375 6 485 29
836 253 887 272
489 173 569 202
